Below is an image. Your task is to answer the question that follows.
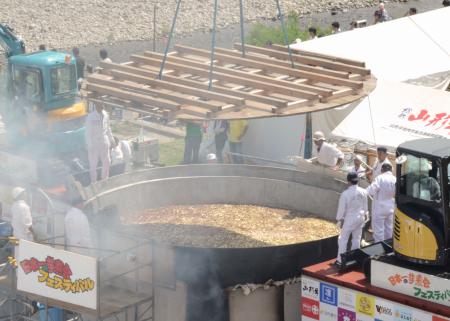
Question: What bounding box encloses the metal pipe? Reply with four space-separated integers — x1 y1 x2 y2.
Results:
158 0 182 80
208 0 219 90
153 5 157 52
239 0 246 57
275 0 295 68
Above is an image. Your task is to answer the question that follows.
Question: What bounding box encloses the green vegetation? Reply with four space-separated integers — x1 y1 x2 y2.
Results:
158 139 184 166
246 12 332 47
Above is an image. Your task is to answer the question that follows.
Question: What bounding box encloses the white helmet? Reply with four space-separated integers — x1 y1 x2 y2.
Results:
313 131 326 141
12 187 26 200
207 153 217 162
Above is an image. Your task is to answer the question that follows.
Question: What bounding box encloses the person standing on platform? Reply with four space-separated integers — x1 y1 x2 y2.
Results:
367 163 396 243
335 173 369 266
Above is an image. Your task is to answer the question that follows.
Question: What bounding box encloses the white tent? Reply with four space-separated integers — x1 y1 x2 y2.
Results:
243 7 450 161
332 80 450 148
290 7 450 82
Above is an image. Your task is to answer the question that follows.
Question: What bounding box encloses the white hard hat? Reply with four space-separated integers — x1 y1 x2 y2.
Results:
12 187 26 200
313 131 326 141
354 154 363 162
207 153 217 161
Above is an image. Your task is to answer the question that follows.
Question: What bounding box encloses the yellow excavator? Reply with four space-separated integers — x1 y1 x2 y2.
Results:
340 137 450 271
394 137 450 266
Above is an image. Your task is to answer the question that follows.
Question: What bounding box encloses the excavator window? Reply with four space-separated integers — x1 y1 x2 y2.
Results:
399 154 441 202
50 65 76 96
12 67 43 104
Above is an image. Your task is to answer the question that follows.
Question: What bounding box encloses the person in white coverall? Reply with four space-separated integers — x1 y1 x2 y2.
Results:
312 131 344 169
65 197 92 254
367 146 392 181
335 172 369 265
367 163 396 243
85 103 116 183
10 187 35 241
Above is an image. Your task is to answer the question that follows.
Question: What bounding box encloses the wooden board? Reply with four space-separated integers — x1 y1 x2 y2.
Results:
86 44 376 120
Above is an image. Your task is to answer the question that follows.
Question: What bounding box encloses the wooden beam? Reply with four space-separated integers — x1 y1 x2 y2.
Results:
131 54 320 100
99 62 290 107
142 51 331 97
108 68 246 107
235 44 370 76
88 97 174 120
269 43 366 67
86 83 182 111
213 47 351 79
87 75 223 111
174 45 363 89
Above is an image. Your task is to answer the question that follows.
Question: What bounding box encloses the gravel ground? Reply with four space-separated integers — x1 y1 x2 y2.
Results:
66 0 444 68
1 0 444 61
126 204 339 248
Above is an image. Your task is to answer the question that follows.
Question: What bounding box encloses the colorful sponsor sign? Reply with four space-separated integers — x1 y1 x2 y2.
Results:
302 297 320 320
17 240 98 310
356 293 375 317
320 301 338 321
374 298 395 321
320 283 338 306
371 260 450 307
339 307 356 321
301 275 449 321
302 276 320 300
339 288 356 310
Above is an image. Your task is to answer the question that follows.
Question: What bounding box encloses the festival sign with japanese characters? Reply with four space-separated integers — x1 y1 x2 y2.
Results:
16 240 98 310
371 260 450 307
301 275 450 321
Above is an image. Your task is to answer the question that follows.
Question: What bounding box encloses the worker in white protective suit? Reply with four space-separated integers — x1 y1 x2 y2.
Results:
85 103 116 184
366 163 396 243
348 154 366 179
312 131 344 169
65 197 92 254
367 146 392 181
10 187 35 241
335 172 369 266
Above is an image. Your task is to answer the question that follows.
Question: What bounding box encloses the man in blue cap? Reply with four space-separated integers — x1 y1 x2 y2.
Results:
335 172 369 266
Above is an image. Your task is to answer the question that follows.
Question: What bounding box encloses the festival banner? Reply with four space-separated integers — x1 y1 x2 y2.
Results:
16 240 98 310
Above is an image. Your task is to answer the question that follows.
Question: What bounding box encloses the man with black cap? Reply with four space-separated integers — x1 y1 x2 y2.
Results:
367 146 392 181
367 163 396 243
335 172 369 266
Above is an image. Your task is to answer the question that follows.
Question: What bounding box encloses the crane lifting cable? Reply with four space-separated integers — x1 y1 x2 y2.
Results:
239 0 246 57
208 0 219 90
158 0 182 80
275 0 295 68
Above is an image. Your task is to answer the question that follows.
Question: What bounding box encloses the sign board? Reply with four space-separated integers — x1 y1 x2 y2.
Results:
301 275 450 321
16 240 98 311
371 259 450 307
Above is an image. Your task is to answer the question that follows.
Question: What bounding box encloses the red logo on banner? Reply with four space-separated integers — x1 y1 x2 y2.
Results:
302 297 320 320
433 316 450 321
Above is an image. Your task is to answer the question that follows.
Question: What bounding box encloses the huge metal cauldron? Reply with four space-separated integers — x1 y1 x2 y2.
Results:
84 164 345 321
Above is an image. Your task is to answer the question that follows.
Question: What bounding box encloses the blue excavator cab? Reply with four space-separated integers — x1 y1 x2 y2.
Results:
0 23 86 159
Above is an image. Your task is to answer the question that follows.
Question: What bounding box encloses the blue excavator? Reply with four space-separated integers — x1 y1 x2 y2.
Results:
0 23 87 192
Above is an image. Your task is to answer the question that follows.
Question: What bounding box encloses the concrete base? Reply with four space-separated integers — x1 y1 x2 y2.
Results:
228 287 283 321
284 283 302 321
155 281 187 321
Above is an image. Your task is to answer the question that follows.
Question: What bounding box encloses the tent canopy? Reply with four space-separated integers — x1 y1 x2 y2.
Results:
291 7 450 82
331 80 450 148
